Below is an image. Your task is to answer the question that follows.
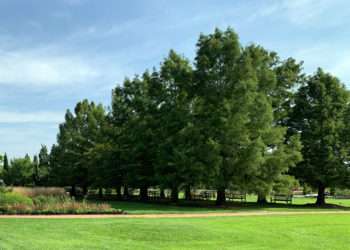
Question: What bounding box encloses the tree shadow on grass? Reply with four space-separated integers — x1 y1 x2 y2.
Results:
103 199 350 214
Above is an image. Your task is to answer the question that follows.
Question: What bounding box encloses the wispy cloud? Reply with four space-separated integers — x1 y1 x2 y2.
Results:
0 111 64 123
293 44 350 85
254 0 349 27
0 124 58 157
0 49 100 86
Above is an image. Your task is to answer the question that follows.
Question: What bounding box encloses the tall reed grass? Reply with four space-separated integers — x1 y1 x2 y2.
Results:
12 187 67 197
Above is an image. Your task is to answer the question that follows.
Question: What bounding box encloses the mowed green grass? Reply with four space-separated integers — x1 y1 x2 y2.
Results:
107 196 350 214
1 214 350 249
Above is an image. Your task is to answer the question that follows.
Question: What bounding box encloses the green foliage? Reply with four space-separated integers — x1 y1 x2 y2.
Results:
12 187 66 197
0 192 33 206
35 145 51 186
290 69 350 205
6 156 34 186
9 27 349 208
0 192 122 215
41 27 305 204
192 28 302 204
51 100 107 194
272 175 299 194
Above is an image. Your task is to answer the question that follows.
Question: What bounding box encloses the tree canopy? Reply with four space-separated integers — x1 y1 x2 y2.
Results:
2 27 350 206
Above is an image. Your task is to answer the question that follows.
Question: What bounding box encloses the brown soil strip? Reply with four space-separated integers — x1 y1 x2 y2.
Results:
1 211 350 219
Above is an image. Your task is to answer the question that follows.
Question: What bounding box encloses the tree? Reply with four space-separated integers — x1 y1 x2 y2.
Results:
290 69 350 205
53 100 107 196
38 145 50 185
7 156 33 186
111 85 135 198
155 50 196 202
33 155 39 185
239 45 303 203
192 28 302 205
3 154 7 171
2 153 9 185
194 28 238 205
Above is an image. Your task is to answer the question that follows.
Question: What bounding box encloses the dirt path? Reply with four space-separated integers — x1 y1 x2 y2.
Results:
1 211 350 219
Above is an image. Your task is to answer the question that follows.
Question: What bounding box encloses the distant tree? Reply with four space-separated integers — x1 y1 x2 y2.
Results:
3 153 9 172
38 145 50 185
33 155 39 185
290 69 350 205
8 156 33 186
2 153 9 185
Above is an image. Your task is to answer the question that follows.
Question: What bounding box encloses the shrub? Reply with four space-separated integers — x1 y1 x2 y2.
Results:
12 187 67 198
0 192 33 206
334 188 350 196
272 175 299 194
0 194 123 215
0 186 10 194
31 196 120 214
0 189 123 215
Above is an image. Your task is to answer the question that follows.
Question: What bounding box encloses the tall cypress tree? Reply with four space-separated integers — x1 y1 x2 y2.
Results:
2 153 9 185
33 155 39 185
290 69 349 205
155 50 195 202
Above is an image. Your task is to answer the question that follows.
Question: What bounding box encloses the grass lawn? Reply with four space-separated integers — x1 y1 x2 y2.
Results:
106 196 350 214
0 214 350 249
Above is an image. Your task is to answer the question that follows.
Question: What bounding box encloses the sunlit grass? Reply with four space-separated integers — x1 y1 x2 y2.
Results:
1 214 350 249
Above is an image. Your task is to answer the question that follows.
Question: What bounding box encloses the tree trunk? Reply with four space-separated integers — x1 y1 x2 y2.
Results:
98 187 103 198
257 194 268 204
70 185 76 197
116 185 122 199
216 188 226 206
82 186 88 196
123 185 129 198
160 188 165 199
185 185 192 200
140 186 148 201
171 187 179 203
316 184 326 206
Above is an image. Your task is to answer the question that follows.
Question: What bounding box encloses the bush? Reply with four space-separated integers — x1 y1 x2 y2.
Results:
334 188 350 196
0 192 33 206
272 175 299 194
12 187 67 198
0 193 123 215
31 196 120 214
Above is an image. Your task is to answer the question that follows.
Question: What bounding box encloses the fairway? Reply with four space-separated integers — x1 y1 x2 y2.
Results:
0 214 349 249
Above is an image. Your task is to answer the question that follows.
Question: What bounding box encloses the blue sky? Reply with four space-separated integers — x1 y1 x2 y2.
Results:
0 0 350 157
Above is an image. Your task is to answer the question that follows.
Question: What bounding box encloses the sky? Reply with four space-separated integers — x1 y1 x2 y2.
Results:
0 0 350 157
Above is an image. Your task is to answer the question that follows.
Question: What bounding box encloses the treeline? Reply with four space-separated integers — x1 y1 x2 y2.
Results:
2 28 350 206
1 146 50 186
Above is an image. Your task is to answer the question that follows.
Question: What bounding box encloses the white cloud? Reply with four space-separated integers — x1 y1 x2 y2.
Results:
0 49 100 86
329 56 350 85
0 111 64 123
293 44 350 85
254 0 349 27
0 124 58 157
